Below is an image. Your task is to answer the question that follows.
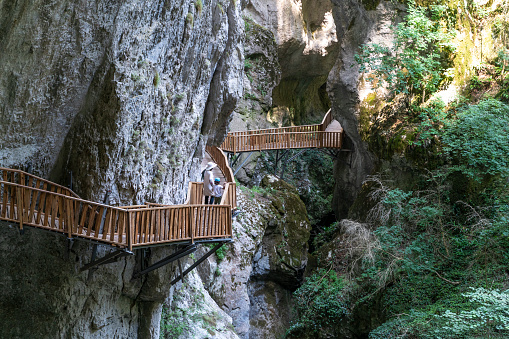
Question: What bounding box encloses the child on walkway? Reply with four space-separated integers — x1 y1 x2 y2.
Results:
212 178 224 204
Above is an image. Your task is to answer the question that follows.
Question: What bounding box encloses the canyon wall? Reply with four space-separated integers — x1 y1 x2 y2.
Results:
0 0 243 337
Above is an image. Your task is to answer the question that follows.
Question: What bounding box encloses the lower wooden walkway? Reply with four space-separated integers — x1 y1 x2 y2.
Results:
0 146 234 253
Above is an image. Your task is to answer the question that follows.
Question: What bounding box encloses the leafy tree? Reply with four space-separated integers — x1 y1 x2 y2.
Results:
441 99 509 181
355 2 456 103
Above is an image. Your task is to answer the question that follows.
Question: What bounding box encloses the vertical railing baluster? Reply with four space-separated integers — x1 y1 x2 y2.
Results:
189 206 194 243
128 211 133 252
17 186 24 231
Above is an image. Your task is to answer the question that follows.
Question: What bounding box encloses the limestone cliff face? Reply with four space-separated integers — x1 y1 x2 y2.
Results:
0 0 243 204
195 177 311 339
0 0 243 337
327 0 389 218
243 0 338 125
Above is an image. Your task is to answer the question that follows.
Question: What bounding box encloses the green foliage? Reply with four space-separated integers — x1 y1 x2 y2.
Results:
411 99 448 145
355 2 456 102
286 269 349 337
244 59 253 71
215 244 227 262
195 0 203 14
312 222 340 250
469 74 488 90
359 165 509 338
153 72 160 87
186 13 194 27
433 288 509 337
244 18 251 32
206 243 229 263
160 306 189 338
370 288 509 338
494 50 509 101
441 99 509 181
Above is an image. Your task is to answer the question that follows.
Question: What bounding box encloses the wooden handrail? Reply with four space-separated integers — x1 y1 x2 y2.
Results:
221 131 343 153
0 167 79 198
225 125 321 137
206 145 235 182
0 180 127 211
0 178 233 249
320 109 333 130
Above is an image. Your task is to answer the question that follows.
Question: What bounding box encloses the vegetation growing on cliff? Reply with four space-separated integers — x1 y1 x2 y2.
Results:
288 0 509 337
356 1 456 104
288 99 509 338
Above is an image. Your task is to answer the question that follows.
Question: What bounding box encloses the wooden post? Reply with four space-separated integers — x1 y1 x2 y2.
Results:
127 211 133 252
66 199 73 239
17 186 23 231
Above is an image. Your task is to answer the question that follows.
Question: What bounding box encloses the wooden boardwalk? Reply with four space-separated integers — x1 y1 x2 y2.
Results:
0 146 234 252
221 110 344 153
0 111 341 254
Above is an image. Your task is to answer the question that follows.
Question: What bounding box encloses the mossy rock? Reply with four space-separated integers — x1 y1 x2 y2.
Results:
258 175 311 290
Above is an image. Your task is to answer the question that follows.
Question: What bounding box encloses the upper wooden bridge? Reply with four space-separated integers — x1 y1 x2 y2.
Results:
220 110 343 153
0 110 343 278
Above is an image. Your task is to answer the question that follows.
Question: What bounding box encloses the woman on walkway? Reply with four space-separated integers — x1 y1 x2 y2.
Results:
202 162 217 204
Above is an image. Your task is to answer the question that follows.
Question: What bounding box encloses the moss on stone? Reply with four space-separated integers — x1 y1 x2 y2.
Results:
361 0 380 11
253 176 311 290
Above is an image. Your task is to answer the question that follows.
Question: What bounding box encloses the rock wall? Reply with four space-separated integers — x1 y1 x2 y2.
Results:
0 0 243 337
0 0 243 203
327 0 401 219
194 177 311 339
243 0 338 125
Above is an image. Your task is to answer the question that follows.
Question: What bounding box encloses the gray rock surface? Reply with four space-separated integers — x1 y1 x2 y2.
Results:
243 0 339 124
0 0 243 337
328 0 402 218
196 179 310 339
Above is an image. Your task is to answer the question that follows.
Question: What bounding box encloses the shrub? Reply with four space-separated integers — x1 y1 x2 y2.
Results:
286 269 349 336
355 1 455 102
441 99 509 181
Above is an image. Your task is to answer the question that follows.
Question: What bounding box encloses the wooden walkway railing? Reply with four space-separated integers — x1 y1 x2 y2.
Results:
220 109 343 153
0 167 232 252
0 111 339 254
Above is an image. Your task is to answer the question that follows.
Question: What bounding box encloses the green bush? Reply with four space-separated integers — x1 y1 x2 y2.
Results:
441 99 509 181
370 288 509 338
286 269 349 336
